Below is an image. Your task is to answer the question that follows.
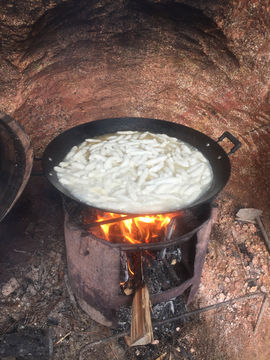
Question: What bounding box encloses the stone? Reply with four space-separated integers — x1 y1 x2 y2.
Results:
2 277 20 296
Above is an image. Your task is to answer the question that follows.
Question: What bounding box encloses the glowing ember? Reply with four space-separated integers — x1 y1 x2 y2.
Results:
96 213 172 244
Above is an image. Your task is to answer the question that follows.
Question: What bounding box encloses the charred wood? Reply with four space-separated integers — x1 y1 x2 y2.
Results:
120 251 129 284
158 255 180 284
152 260 170 291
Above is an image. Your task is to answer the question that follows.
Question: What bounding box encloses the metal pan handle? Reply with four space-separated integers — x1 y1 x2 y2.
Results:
217 131 241 155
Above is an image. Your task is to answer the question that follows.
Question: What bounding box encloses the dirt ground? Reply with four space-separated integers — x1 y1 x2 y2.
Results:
0 169 269 360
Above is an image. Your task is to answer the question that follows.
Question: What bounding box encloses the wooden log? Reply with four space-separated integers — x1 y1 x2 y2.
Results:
130 281 153 346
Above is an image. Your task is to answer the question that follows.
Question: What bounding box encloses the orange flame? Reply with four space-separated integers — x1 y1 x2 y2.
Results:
96 213 171 244
127 258 134 276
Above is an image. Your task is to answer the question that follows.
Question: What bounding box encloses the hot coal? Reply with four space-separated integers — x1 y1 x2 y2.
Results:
120 246 184 295
113 295 187 333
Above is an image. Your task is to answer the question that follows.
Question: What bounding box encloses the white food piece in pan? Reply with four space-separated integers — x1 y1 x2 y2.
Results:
127 183 137 201
54 130 213 213
70 162 85 170
54 166 67 173
65 146 78 160
117 130 137 135
163 166 173 176
138 168 149 186
149 162 164 174
166 158 175 173
145 155 167 166
85 138 101 142
173 155 189 168
59 178 72 185
89 142 104 151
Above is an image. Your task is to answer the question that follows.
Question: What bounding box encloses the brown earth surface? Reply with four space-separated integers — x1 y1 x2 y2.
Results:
0 176 269 360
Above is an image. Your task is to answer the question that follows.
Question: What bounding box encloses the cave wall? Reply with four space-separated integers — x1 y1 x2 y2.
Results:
0 0 270 219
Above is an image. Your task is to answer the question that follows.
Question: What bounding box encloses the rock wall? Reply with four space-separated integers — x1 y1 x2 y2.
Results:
0 0 270 219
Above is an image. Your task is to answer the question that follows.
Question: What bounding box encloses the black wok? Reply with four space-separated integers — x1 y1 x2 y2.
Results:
42 117 241 214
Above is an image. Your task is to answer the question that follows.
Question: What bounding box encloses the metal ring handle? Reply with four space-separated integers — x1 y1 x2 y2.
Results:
217 131 241 155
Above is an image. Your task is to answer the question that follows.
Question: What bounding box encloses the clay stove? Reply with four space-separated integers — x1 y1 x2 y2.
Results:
63 198 215 327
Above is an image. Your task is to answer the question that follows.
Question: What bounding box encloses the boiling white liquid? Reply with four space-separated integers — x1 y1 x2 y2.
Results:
54 131 213 213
